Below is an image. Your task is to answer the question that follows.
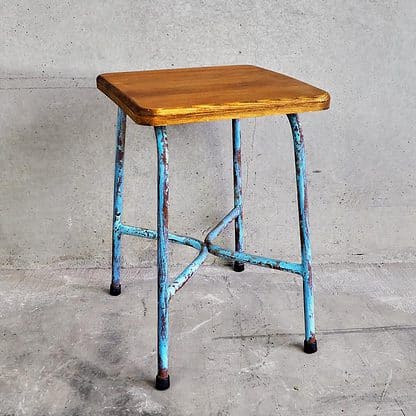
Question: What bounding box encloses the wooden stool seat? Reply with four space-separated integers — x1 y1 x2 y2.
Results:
97 65 330 126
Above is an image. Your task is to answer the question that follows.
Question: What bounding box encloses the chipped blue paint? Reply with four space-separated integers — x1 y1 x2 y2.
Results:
207 243 303 275
155 125 170 381
119 219 302 282
110 113 318 389
288 114 316 348
120 224 202 251
232 119 244 271
205 206 241 243
168 246 209 299
111 108 126 291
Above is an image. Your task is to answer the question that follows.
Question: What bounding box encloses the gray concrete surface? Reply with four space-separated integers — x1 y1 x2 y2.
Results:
1 263 416 415
1 1 416 269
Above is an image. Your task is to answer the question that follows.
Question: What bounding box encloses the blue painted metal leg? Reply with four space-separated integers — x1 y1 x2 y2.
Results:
110 107 126 296
287 114 317 354
154 126 171 390
232 119 244 272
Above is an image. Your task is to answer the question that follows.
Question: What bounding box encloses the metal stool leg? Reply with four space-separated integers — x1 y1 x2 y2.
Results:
110 107 126 296
287 114 317 354
232 119 245 272
154 126 171 390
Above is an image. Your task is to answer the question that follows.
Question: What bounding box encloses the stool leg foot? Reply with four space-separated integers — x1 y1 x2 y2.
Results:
233 262 245 272
155 372 170 391
288 114 317 351
232 119 244 272
304 337 318 354
155 126 170 390
111 107 126 296
109 282 121 296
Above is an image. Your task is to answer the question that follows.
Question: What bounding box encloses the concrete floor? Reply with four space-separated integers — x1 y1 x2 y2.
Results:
1 263 415 415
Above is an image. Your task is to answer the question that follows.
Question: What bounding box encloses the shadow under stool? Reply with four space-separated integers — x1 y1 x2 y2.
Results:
96 65 330 390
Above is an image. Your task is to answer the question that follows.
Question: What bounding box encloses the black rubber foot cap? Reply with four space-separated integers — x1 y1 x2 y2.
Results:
304 339 318 354
155 375 170 390
233 262 245 272
109 283 121 296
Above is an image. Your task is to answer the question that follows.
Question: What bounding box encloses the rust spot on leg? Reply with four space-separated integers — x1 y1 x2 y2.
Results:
162 185 169 227
160 312 167 338
304 183 309 212
158 368 169 379
161 141 168 165
235 147 241 165
307 263 313 288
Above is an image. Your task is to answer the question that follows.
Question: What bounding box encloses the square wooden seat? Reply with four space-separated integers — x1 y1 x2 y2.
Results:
97 65 330 126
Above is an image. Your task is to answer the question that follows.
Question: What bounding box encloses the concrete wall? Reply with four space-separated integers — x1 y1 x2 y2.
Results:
1 0 415 269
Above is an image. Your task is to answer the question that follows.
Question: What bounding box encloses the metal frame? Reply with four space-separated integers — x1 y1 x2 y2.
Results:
110 108 317 390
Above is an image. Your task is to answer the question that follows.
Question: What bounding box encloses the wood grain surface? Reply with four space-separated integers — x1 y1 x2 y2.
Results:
97 65 330 126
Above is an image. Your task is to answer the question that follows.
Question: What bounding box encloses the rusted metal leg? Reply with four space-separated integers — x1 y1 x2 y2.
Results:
287 114 317 354
232 119 244 272
154 126 170 390
110 107 126 296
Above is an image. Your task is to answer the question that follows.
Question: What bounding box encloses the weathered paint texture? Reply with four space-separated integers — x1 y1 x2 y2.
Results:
232 119 244 271
119 210 303 277
155 125 170 379
111 108 126 289
111 111 317 386
287 113 316 345
205 207 241 244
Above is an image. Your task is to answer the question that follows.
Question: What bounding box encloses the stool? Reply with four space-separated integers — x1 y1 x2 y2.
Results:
97 65 330 390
